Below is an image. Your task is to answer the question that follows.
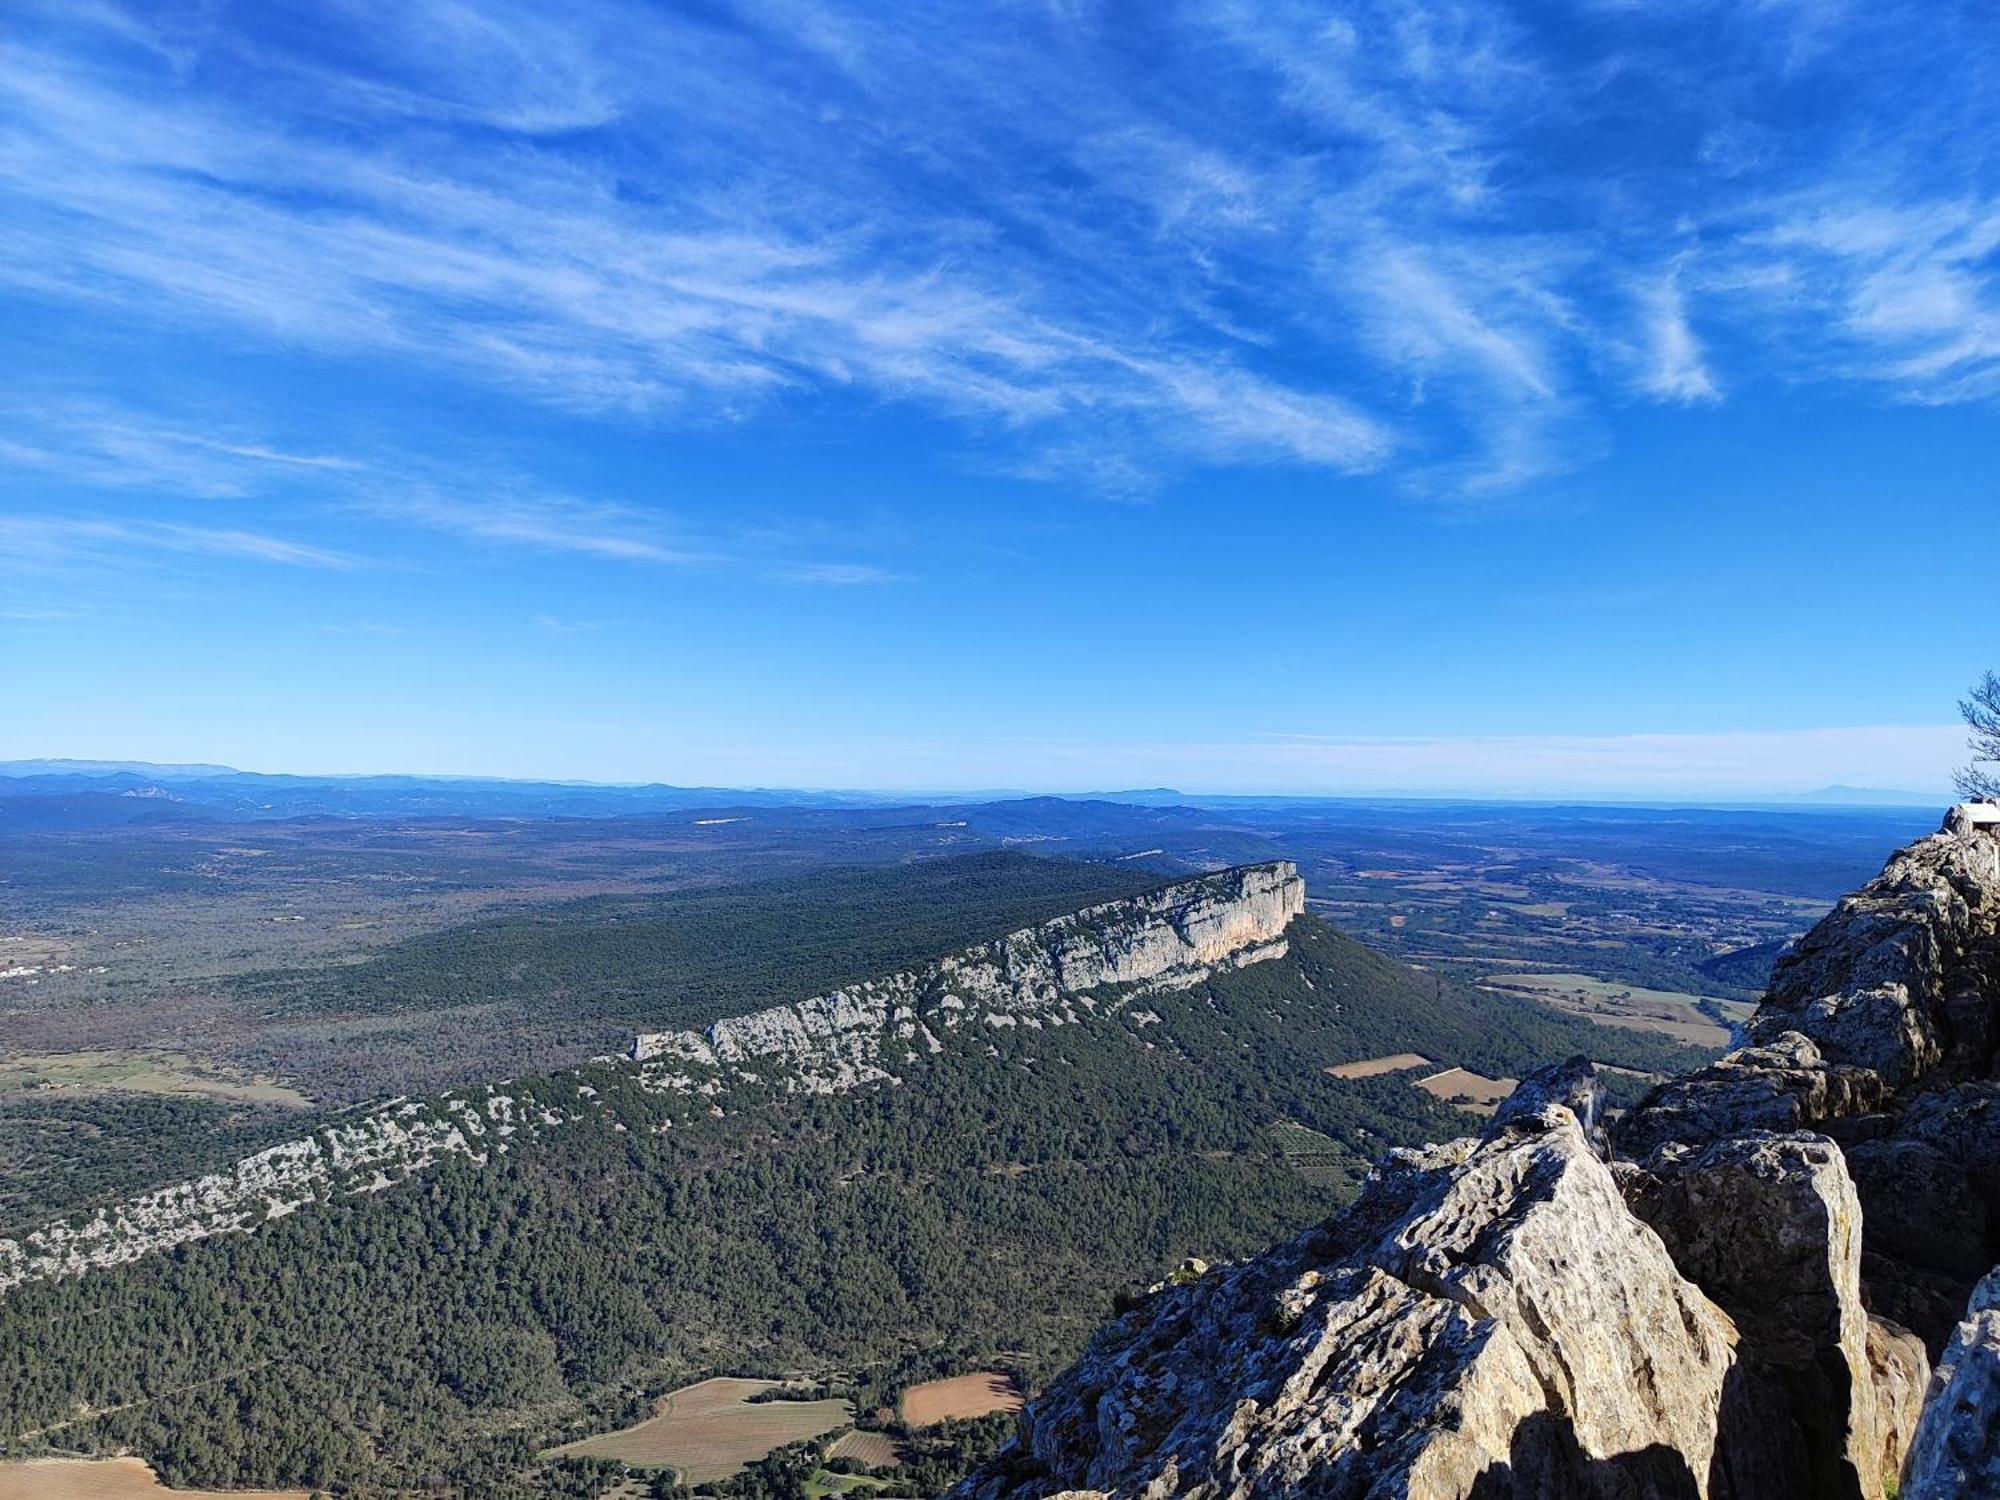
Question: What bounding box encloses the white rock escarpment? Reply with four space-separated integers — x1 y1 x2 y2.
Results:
629 861 1304 1094
0 1087 571 1295
0 862 1303 1297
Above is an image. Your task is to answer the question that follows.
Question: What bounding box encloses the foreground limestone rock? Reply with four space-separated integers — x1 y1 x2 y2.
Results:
1619 815 2000 1348
965 809 2000 1500
1620 821 2000 1150
1626 1132 1922 1498
1759 825 2000 1088
957 1103 1749 1500
1903 1267 2000 1498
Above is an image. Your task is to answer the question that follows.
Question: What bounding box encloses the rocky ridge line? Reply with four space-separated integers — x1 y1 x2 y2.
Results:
0 862 1301 1297
957 812 2000 1500
630 860 1304 1091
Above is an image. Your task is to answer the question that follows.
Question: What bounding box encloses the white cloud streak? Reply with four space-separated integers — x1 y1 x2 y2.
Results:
0 516 359 571
1 0 1994 502
1635 269 1720 402
0 403 363 498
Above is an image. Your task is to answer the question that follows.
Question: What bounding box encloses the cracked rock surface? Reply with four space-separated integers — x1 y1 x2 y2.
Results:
960 811 2000 1500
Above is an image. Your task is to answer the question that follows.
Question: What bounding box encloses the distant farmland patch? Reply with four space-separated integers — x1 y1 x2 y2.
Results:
0 1457 310 1499
1482 972 1745 1049
1324 1052 1432 1079
1415 1066 1518 1116
900 1372 1022 1429
548 1377 851 1483
0 1049 310 1107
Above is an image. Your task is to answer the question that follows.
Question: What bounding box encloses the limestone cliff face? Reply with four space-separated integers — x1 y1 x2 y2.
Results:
960 812 2000 1500
0 862 1301 1297
0 1086 577 1295
630 861 1304 1093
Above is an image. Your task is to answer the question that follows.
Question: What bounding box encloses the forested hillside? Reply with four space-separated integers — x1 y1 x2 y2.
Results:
0 906 1707 1497
1 854 1165 1229
241 850 1161 1030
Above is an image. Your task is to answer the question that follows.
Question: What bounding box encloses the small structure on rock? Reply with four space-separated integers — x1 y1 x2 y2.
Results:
1943 799 2000 837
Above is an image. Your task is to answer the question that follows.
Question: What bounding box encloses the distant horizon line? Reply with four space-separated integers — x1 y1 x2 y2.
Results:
0 757 1956 810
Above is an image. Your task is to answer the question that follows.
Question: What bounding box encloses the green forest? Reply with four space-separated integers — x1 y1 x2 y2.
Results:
240 851 1160 1030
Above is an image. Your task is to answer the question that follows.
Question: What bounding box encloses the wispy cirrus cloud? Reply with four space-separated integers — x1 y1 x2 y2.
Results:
363 489 715 566
3 0 1997 505
773 562 902 586
354 484 900 583
1746 196 2000 402
0 515 360 571
0 402 362 498
1634 269 1720 403
0 9 1394 487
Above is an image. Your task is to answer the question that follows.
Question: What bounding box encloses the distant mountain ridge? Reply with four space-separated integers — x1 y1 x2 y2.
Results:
0 854 1711 1492
0 761 1951 818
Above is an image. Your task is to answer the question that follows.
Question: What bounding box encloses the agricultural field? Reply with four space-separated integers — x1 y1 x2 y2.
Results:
1414 1066 1518 1116
0 1049 310 1106
899 1373 1022 1429
0 1457 310 1499
1480 972 1752 1049
826 1431 901 1469
804 1470 901 1499
1324 1052 1432 1079
548 1378 853 1482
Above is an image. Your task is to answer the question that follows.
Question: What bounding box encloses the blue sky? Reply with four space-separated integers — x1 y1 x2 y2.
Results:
1 0 1994 795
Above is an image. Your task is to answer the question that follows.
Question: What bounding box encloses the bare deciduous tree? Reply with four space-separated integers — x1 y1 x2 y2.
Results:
1956 671 2000 799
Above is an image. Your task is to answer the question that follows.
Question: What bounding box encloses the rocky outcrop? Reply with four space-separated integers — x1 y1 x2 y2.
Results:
0 1086 576 1295
965 809 2000 1500
1617 816 2000 1350
0 863 1301 1297
959 1103 1747 1500
1759 825 2000 1088
1625 1132 1922 1498
631 861 1304 1090
1903 1267 2000 1498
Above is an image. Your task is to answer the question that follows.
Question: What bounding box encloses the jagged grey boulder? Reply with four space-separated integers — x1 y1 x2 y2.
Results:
953 1102 1748 1500
1491 1053 1603 1152
1620 814 2000 1350
1901 1267 2000 1499
1625 1131 1923 1499
1758 825 2000 1087
1616 1031 1889 1158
